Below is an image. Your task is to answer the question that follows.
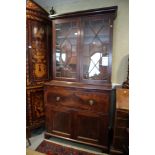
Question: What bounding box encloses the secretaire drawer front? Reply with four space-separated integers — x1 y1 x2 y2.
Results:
75 91 110 113
45 86 73 106
45 86 110 113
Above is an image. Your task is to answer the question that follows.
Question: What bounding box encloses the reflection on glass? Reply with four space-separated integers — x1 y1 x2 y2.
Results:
102 56 108 66
83 51 109 80
84 51 109 79
61 53 66 62
88 53 101 77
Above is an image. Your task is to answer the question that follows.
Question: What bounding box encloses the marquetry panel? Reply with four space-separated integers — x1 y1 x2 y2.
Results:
26 21 31 86
26 0 49 22
26 90 32 126
30 88 45 121
27 87 45 128
27 20 50 85
26 14 47 22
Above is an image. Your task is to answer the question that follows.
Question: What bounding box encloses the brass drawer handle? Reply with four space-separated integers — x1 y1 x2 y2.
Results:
89 99 94 106
56 96 60 102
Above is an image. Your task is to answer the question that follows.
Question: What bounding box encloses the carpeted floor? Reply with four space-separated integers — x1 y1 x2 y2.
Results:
36 139 107 155
27 130 108 155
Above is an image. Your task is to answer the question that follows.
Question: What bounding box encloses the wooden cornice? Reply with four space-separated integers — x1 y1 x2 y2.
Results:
26 0 48 15
49 6 118 19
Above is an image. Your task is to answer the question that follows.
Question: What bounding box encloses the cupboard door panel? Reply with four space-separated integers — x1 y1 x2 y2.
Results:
46 106 72 138
76 112 109 146
77 114 100 143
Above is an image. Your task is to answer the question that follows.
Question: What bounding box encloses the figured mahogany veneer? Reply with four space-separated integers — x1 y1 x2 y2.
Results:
46 86 109 113
44 80 113 152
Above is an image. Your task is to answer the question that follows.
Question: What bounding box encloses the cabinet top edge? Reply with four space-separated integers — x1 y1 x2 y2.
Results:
49 6 118 19
44 80 113 91
26 0 49 15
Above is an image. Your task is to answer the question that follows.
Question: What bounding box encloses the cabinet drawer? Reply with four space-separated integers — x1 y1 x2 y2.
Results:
45 86 110 113
116 118 128 128
115 127 128 137
116 110 129 118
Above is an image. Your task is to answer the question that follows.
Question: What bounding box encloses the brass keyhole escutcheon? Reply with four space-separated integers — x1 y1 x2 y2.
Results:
56 96 60 102
89 99 94 106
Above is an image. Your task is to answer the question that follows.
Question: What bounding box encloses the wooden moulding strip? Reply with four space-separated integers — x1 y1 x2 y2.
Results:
44 132 108 151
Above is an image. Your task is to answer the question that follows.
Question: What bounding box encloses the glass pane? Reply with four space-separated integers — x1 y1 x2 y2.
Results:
55 21 78 79
83 18 110 80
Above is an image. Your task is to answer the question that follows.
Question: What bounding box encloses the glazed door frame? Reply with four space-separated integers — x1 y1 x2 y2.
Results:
52 14 114 85
80 14 114 85
52 17 81 82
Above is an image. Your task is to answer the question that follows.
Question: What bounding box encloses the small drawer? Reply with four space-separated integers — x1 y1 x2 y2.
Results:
116 88 129 110
117 110 129 118
116 118 129 128
115 127 128 137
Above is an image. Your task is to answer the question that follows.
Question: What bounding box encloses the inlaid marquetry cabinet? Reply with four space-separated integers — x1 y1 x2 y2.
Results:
44 6 117 153
26 0 51 131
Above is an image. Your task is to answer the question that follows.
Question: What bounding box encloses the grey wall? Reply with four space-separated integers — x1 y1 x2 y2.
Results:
33 0 129 85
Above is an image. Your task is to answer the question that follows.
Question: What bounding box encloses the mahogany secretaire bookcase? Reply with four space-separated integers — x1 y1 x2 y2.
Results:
44 6 117 153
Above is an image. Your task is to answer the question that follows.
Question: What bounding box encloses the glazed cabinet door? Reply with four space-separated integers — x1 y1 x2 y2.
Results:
45 105 73 138
75 111 109 147
52 18 80 81
27 19 50 86
81 14 113 84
